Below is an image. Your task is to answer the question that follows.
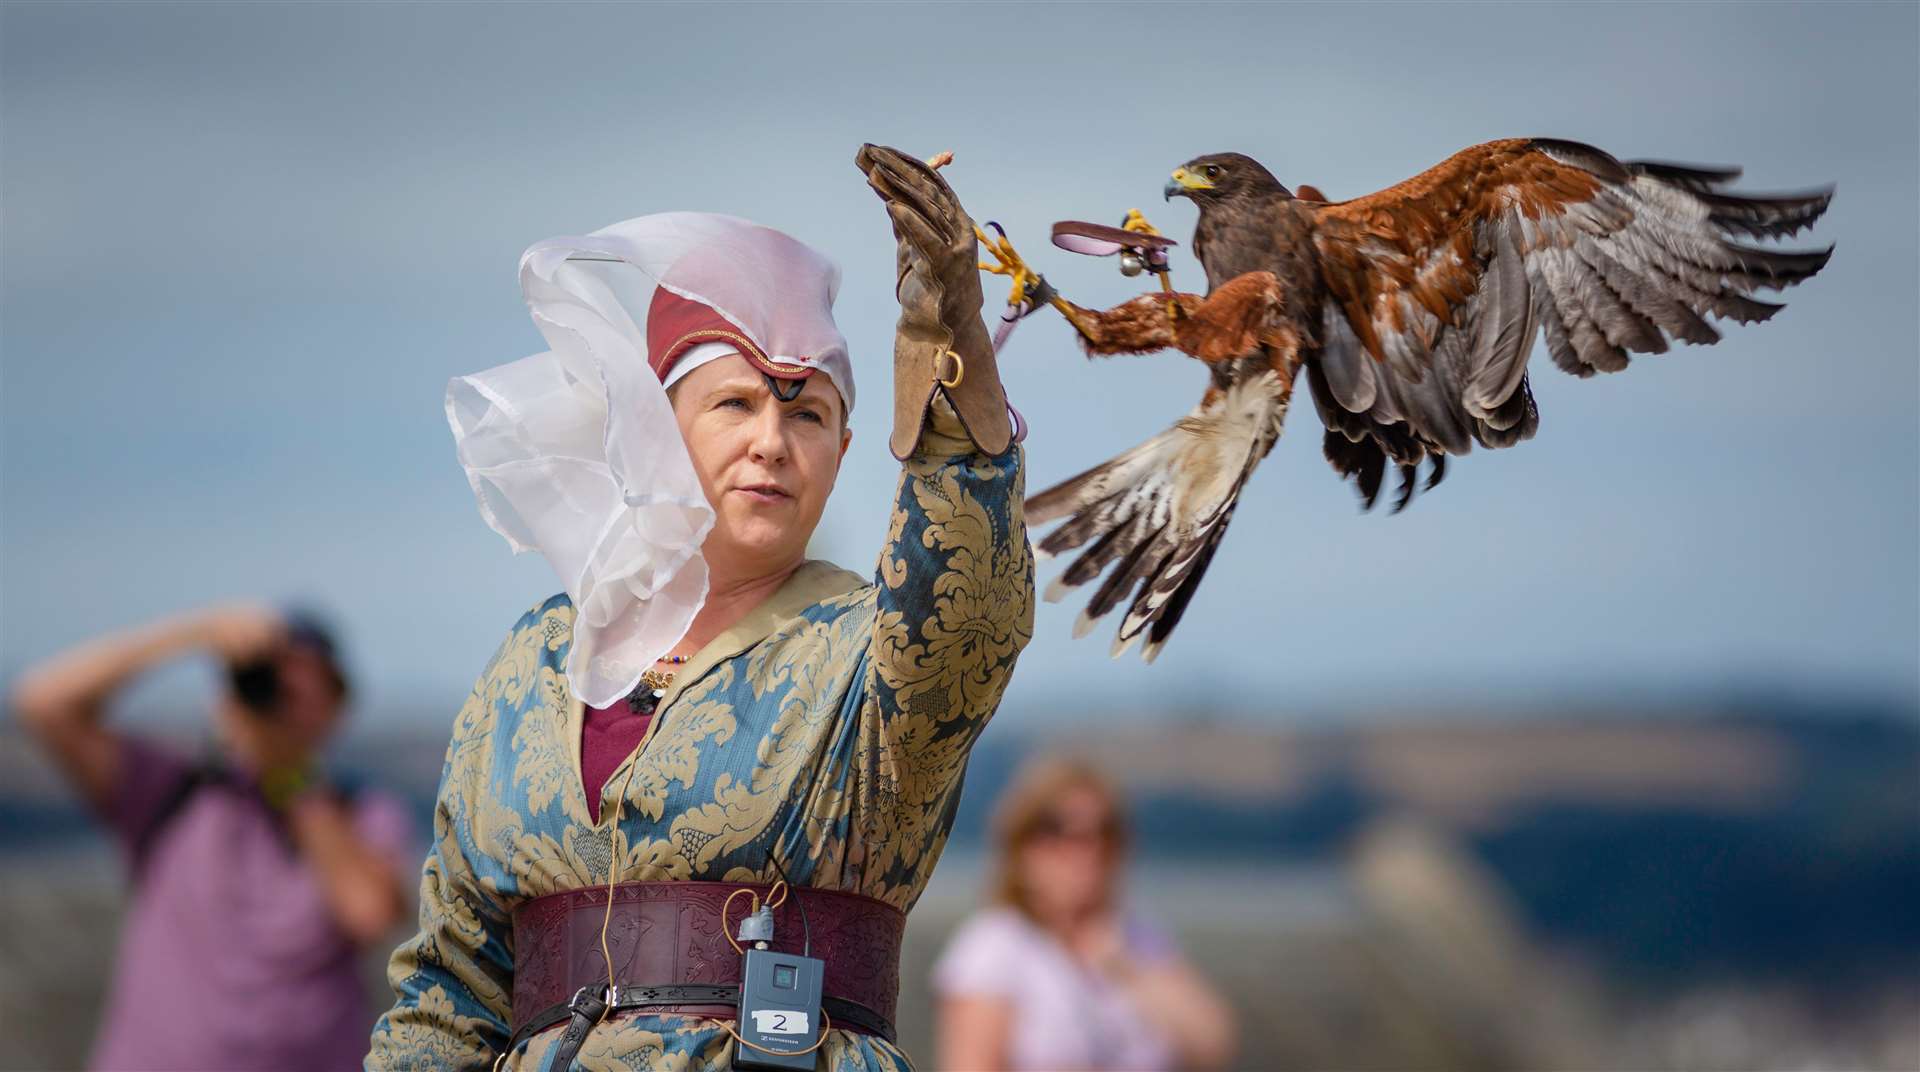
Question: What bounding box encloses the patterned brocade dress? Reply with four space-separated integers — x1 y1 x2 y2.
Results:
368 412 1033 1072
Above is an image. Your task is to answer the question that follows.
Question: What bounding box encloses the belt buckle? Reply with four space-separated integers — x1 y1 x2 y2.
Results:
568 984 610 1022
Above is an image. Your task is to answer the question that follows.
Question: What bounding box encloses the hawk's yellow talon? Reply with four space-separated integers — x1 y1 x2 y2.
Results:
976 224 1040 308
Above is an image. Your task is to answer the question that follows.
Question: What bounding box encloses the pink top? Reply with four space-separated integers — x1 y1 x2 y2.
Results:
90 737 415 1072
581 700 651 822
933 905 1181 1072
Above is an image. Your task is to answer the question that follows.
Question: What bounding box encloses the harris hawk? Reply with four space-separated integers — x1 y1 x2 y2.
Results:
985 138 1832 661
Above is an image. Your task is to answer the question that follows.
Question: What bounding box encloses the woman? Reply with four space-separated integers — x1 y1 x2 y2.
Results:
367 146 1034 1071
934 759 1236 1072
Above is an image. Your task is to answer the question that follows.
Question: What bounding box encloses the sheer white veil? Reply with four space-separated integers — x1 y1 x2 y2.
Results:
446 212 850 708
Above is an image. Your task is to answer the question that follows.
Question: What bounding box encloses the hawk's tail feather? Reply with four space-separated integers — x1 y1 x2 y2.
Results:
1079 519 1164 623
1122 490 1243 663
1028 372 1289 660
1028 435 1169 534
1140 508 1236 662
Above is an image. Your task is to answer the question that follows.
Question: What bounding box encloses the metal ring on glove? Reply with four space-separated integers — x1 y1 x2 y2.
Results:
937 349 965 389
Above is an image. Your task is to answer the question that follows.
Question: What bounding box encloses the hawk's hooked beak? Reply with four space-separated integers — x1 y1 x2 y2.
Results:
1164 167 1213 201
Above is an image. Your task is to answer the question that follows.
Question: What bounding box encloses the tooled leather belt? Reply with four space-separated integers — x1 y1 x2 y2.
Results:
503 881 904 1066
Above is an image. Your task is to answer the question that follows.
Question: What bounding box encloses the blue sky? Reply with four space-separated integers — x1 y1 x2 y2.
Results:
3 2 1915 730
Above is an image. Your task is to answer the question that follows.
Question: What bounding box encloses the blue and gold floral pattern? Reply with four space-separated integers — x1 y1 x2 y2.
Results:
369 421 1032 1072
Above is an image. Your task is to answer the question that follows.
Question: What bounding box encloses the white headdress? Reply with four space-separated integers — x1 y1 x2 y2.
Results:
446 212 851 707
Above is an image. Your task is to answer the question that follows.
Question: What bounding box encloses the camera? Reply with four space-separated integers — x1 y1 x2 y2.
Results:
227 656 286 718
225 612 349 718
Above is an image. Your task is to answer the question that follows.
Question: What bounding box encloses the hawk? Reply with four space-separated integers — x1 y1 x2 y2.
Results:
988 138 1832 661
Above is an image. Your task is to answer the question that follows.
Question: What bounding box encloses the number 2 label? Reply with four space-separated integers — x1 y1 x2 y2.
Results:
750 1009 811 1036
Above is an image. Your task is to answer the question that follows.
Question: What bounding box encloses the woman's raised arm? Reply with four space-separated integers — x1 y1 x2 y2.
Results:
855 145 1037 860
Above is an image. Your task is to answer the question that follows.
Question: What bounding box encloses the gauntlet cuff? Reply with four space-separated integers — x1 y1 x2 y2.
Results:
857 143 1013 460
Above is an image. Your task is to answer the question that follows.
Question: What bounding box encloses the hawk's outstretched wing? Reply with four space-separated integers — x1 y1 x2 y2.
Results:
1307 137 1831 506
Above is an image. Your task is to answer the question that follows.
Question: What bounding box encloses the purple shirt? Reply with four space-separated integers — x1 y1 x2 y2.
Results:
933 905 1181 1072
89 736 415 1072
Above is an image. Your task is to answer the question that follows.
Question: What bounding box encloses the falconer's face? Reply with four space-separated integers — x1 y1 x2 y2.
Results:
670 354 850 580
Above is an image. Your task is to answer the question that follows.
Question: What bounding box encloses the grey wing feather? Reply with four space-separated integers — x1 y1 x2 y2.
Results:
1309 141 1829 510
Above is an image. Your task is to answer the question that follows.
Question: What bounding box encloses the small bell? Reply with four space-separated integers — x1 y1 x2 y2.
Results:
1119 251 1145 277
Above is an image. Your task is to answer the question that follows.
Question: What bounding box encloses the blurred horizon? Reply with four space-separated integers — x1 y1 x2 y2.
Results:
4 700 1915 1068
4 1 1916 727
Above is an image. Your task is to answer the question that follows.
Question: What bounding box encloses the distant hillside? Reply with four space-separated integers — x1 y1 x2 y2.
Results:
4 696 1914 991
951 706 1919 991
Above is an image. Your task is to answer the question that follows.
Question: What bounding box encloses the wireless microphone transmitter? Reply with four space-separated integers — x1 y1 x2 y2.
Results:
731 946 824 1071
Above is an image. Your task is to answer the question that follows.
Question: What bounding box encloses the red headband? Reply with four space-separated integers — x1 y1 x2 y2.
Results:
646 287 813 384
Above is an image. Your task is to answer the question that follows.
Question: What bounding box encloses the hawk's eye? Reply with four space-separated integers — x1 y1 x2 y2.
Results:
1204 165 1222 178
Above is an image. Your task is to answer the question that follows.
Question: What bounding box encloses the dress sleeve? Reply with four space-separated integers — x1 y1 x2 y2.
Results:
864 396 1034 868
366 640 520 1070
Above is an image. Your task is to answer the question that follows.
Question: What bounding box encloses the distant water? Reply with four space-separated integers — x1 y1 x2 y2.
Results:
912 849 1358 929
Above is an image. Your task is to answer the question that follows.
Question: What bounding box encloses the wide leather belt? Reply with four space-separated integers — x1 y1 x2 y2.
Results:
509 881 904 1044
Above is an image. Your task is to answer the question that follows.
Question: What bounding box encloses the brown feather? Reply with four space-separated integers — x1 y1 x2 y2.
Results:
1299 136 1829 505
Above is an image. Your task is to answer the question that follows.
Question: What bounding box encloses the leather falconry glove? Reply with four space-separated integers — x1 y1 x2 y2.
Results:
855 143 1013 460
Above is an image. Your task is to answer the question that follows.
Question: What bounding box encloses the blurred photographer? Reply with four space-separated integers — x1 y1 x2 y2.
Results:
12 603 415 1072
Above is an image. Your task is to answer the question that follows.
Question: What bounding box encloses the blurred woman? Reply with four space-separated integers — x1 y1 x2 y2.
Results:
934 758 1236 1072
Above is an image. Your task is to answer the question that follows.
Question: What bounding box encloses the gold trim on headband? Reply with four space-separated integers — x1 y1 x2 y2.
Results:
662 328 811 377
